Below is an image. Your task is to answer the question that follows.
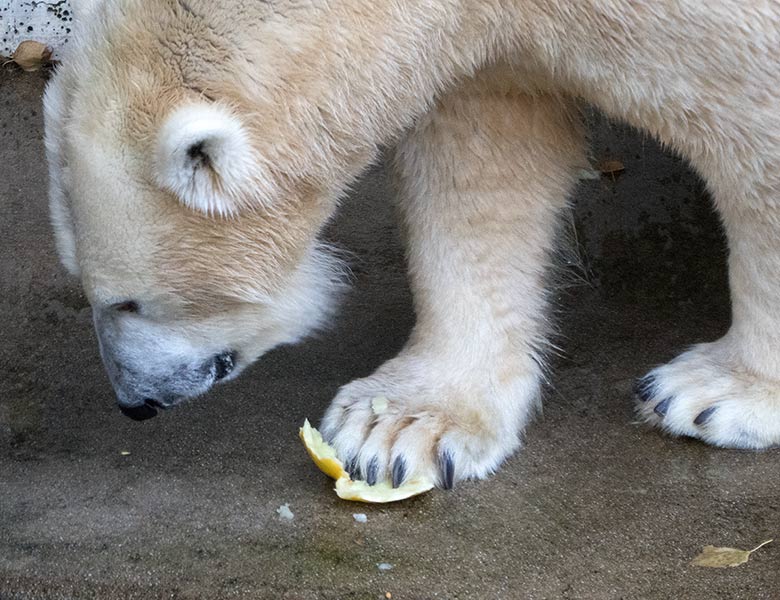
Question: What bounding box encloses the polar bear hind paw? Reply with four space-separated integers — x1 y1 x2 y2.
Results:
635 342 780 450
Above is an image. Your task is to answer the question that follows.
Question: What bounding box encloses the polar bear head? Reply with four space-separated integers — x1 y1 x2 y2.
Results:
42 0 397 420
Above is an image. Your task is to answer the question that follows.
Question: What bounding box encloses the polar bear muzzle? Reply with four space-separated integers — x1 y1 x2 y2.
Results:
93 307 241 419
109 350 236 420
116 352 236 421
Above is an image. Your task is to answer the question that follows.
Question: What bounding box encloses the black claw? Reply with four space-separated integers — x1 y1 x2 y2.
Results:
366 457 379 486
391 457 407 489
633 375 656 403
438 450 455 490
654 397 672 417
694 406 718 426
345 455 360 480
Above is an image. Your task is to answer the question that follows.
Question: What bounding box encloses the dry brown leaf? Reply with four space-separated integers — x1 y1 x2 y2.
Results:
598 159 625 175
691 539 773 568
11 41 53 72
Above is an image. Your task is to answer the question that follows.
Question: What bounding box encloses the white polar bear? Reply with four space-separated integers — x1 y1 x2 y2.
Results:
45 0 780 489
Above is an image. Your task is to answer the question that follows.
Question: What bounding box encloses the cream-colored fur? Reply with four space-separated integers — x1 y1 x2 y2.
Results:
46 0 780 487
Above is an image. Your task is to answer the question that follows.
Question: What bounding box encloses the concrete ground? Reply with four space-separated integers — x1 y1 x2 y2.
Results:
1 66 777 600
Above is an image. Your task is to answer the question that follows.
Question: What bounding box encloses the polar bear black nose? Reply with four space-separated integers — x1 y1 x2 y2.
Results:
214 351 236 381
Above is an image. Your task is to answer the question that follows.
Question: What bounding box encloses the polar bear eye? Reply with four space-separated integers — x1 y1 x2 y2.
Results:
112 300 139 314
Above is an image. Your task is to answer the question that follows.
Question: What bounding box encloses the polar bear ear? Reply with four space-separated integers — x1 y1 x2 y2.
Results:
155 104 258 217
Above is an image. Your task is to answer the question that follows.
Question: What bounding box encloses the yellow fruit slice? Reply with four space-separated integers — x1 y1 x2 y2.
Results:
335 476 435 503
299 419 346 480
299 419 435 503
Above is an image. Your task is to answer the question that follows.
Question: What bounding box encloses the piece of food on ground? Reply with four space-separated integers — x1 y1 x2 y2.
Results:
335 476 436 503
299 418 345 480
276 503 294 520
299 419 435 503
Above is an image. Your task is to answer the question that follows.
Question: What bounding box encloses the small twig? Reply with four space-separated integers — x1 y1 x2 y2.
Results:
749 539 773 554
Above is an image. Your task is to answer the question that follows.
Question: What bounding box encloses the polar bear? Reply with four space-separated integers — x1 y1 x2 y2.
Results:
45 0 780 489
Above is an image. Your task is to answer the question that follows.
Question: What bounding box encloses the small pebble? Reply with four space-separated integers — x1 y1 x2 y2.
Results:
377 562 394 572
352 513 367 523
276 503 294 521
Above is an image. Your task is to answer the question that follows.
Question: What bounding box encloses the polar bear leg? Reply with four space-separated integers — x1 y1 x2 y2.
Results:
321 79 586 487
636 118 780 449
637 207 780 449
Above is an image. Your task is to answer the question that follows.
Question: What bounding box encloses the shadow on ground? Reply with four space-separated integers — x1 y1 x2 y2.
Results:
1 67 777 599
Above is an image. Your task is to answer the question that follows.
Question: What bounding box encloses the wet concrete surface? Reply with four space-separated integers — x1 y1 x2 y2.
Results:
1 66 778 599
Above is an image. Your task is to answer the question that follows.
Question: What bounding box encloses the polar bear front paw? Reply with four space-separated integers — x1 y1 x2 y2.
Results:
635 342 780 449
320 356 538 489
